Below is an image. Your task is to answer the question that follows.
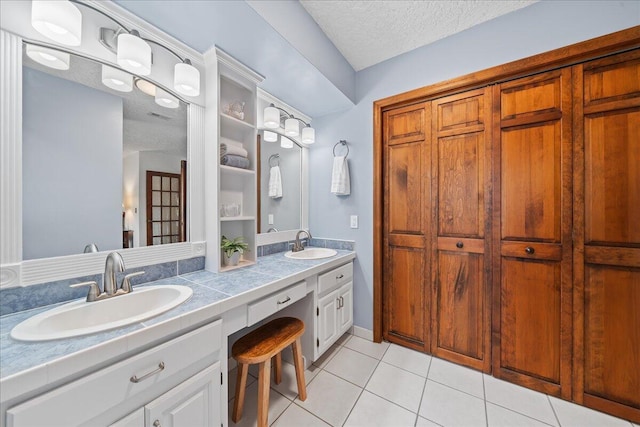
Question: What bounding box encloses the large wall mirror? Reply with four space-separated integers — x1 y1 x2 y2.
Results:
257 131 303 234
22 43 188 260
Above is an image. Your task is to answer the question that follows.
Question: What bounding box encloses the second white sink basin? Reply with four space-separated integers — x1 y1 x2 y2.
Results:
10 285 193 342
284 247 337 260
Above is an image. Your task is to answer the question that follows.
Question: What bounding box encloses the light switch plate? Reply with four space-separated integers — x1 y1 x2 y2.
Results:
268 214 274 225
350 215 358 229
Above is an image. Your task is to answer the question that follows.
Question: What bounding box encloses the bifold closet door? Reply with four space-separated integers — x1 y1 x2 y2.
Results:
573 50 640 423
382 102 431 352
492 68 573 399
430 89 491 372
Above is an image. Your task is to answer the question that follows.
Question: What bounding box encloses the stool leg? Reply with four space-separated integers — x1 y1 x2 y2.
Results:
273 353 282 385
292 337 307 401
232 363 248 423
257 358 271 427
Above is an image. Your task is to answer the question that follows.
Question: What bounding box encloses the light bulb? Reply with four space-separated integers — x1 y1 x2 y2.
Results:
174 61 200 97
263 131 278 142
285 118 299 137
117 32 151 75
263 106 280 129
102 65 133 92
25 44 70 70
301 126 315 144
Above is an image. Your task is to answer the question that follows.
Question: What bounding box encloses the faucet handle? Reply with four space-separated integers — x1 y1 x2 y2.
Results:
70 281 100 302
121 271 145 293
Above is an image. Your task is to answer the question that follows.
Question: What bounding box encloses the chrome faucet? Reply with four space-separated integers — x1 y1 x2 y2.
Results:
292 230 312 252
70 251 145 302
104 252 125 296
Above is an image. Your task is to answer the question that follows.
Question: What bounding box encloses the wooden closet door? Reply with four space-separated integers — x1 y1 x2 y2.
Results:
431 89 491 371
382 102 431 352
492 69 573 399
573 50 640 423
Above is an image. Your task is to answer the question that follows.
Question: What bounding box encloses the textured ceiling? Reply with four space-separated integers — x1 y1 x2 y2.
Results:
300 0 537 71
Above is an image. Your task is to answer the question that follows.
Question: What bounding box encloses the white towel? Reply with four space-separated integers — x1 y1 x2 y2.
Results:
331 156 350 195
220 138 248 158
269 166 283 198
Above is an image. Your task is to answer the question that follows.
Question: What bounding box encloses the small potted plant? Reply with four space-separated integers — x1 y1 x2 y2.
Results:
221 235 249 266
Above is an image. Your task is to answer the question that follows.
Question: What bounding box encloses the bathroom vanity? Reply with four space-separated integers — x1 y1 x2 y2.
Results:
0 252 355 427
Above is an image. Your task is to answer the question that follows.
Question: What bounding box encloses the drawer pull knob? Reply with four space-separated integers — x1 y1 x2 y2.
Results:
153 421 161 427
456 241 464 249
130 362 165 383
525 246 535 255
337 274 344 279
277 296 291 305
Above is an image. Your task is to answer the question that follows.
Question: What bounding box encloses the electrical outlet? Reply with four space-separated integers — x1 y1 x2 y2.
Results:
350 215 358 229
268 214 274 225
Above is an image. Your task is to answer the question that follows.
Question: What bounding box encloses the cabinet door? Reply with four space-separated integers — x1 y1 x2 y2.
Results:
145 363 221 427
382 102 432 352
493 69 573 399
573 50 640 423
317 289 340 354
338 282 353 335
431 88 491 372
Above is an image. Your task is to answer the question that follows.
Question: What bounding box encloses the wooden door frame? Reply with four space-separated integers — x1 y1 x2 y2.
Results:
373 26 640 342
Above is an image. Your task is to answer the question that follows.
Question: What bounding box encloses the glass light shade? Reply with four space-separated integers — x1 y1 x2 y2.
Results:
280 136 294 149
174 62 200 97
31 0 82 46
155 87 179 109
301 126 315 144
135 78 156 96
263 131 278 142
25 45 70 70
101 65 133 92
263 106 280 129
117 33 151 75
285 118 299 137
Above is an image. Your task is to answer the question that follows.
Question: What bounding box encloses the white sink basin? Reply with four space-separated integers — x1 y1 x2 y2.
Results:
10 285 193 342
284 247 337 260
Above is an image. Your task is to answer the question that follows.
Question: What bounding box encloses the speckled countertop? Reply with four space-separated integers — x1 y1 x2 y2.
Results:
0 250 355 402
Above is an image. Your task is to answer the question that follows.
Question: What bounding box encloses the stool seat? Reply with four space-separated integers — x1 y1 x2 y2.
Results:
231 317 307 427
232 317 305 363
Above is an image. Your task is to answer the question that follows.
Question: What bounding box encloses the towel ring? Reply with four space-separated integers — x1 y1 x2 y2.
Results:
333 140 349 158
269 154 280 167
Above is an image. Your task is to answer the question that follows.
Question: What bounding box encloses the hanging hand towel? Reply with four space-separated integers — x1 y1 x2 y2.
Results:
269 166 283 198
331 155 351 195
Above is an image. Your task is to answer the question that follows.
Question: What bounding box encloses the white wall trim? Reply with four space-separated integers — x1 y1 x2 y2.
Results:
349 325 374 341
189 104 206 243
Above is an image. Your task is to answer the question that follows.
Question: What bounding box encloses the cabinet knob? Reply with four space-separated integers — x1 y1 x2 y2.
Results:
153 421 161 427
525 246 535 255
337 274 344 279
456 241 464 249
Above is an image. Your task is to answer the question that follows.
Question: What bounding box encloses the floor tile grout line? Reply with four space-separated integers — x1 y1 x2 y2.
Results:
425 377 486 401
485 399 559 427
290 400 333 426
269 399 294 427
414 355 433 427
483 372 488 427
547 394 562 427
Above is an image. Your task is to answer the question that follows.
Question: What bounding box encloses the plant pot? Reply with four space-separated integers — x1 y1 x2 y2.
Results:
223 251 241 266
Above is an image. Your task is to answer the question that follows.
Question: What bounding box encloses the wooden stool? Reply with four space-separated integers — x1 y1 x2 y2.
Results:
231 317 307 427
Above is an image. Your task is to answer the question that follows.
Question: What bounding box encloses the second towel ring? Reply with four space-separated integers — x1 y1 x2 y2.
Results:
333 140 349 158
269 154 280 167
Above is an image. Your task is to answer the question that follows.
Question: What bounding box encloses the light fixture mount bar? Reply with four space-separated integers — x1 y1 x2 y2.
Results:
268 103 310 127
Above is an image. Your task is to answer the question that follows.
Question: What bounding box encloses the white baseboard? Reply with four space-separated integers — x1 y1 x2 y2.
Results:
349 325 373 341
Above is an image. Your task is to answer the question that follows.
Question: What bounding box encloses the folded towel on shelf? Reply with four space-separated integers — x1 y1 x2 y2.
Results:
220 142 248 158
221 154 250 169
268 166 283 198
330 155 351 196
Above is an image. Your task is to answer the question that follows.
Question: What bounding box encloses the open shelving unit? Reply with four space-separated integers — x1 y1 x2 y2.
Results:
217 49 263 272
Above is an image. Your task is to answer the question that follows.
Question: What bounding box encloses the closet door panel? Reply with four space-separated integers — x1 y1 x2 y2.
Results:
500 258 561 383
386 103 426 145
432 88 491 371
387 143 425 234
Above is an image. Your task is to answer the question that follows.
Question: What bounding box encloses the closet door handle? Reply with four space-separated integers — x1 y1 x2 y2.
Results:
525 246 535 255
456 241 464 249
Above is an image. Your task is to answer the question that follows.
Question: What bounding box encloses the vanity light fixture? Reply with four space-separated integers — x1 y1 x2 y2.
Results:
101 64 133 92
262 103 315 144
263 131 278 142
134 78 157 97
31 0 82 47
32 0 201 97
155 87 179 109
280 136 294 149
25 44 70 70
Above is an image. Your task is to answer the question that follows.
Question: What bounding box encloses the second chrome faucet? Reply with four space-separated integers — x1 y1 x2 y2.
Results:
71 251 145 302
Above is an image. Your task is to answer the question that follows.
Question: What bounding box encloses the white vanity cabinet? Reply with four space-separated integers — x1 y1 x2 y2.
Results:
316 262 354 357
6 320 223 427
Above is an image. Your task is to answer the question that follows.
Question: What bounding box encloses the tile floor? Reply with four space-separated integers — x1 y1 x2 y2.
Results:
228 333 637 427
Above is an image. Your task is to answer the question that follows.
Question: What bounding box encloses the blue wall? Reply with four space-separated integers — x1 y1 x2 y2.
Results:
308 1 640 330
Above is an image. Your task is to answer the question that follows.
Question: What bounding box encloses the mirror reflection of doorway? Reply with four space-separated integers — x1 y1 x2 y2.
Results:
146 161 187 245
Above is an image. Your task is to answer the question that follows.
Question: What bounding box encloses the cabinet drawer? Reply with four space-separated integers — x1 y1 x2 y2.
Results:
7 320 222 427
318 263 353 295
247 281 307 326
